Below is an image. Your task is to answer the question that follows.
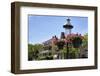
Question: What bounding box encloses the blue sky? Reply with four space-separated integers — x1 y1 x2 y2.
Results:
28 15 88 44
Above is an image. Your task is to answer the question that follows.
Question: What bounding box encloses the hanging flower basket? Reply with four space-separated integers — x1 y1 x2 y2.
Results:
51 33 83 49
65 33 83 48
56 40 65 50
72 37 82 48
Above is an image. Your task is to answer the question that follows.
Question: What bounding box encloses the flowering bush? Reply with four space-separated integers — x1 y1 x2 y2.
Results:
66 33 83 41
66 33 83 48
51 36 58 45
56 40 65 49
51 33 84 48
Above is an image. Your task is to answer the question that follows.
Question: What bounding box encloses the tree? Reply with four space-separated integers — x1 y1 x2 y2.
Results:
82 33 88 48
28 44 44 60
28 44 34 60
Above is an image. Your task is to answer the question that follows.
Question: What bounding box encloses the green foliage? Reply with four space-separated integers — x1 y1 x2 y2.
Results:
69 47 80 58
28 44 44 60
28 44 34 60
32 44 44 52
44 45 52 50
28 33 88 60
38 55 53 60
82 33 88 48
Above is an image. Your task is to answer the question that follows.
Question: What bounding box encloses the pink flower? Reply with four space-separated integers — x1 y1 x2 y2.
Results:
51 33 83 45
51 36 58 45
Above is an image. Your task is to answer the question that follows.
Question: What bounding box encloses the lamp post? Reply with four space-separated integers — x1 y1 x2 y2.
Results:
63 18 73 59
63 18 73 35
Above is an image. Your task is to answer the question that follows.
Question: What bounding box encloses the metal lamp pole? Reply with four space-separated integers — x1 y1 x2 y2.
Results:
63 18 73 59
